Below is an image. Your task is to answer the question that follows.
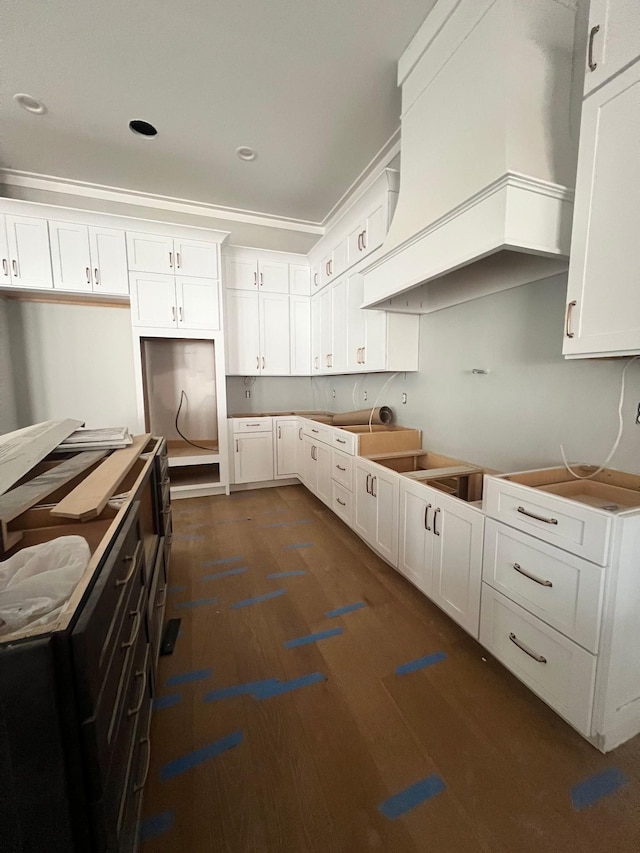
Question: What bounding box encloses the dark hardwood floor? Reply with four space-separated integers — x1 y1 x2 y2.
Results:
139 485 640 852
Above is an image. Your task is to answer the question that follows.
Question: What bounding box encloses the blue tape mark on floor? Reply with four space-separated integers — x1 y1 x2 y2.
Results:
165 668 213 688
204 679 280 703
139 810 175 842
257 519 312 529
326 601 366 618
284 627 343 648
570 768 628 810
201 566 248 581
202 555 244 566
267 570 307 579
153 694 182 711
396 650 447 675
161 730 243 781
229 588 287 609
175 597 218 610
168 585 186 594
214 518 251 525
285 542 313 549
379 774 446 819
253 672 327 699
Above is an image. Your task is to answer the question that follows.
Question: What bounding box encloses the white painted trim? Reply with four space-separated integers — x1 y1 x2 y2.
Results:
0 169 324 235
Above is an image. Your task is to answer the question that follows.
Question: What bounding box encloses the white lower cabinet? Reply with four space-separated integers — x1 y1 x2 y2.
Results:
332 481 353 526
398 478 484 637
301 436 331 503
274 419 299 478
233 432 274 484
354 459 399 565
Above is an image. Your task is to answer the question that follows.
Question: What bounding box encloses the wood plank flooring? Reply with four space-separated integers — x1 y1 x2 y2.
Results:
140 485 640 852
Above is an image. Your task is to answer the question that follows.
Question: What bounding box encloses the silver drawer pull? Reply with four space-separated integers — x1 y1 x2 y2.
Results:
311 428 319 433
133 737 152 793
513 562 553 587
336 465 346 471
336 438 346 444
517 506 558 525
509 632 547 664
127 668 147 717
122 610 141 649
156 586 168 608
115 541 141 587
336 498 346 506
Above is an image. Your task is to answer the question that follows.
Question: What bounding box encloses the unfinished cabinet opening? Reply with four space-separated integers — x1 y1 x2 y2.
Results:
502 467 640 513
365 449 484 502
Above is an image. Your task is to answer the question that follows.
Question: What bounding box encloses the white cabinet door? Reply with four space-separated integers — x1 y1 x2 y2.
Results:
176 276 220 330
290 295 311 375
295 423 306 480
311 263 322 292
584 0 640 96
364 202 386 254
5 216 52 289
260 292 290 374
302 436 317 492
370 467 399 566
564 63 640 357
259 260 289 293
234 433 274 483
225 290 260 375
332 237 347 279
354 460 374 542
398 480 434 594
275 420 298 477
225 256 257 290
315 441 332 505
311 293 322 373
126 232 174 273
431 491 484 638
319 286 332 371
347 273 366 371
290 264 311 296
331 278 348 373
89 226 128 295
363 309 388 370
129 273 177 328
174 238 218 278
0 218 9 285
347 220 367 267
49 221 92 291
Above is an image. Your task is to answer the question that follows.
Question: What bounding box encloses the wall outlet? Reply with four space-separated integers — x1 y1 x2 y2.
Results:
332 389 336 398
402 392 407 404
363 391 368 402
245 390 251 399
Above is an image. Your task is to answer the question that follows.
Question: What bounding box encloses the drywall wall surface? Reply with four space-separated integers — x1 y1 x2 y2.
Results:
225 376 314 416
7 301 139 430
315 275 640 474
0 298 18 433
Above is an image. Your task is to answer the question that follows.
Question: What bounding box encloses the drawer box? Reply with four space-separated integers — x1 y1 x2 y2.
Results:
331 430 356 455
484 475 612 566
332 481 353 527
233 417 273 433
331 448 353 491
480 585 596 736
303 420 334 445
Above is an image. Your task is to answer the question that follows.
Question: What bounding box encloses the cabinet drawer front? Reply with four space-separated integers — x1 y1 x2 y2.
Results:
332 481 353 527
483 520 604 652
331 430 356 455
480 585 596 735
233 417 273 433
302 421 333 445
331 448 353 491
484 477 611 565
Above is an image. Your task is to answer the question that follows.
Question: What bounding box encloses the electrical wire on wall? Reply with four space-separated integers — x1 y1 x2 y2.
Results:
175 389 217 452
560 356 640 480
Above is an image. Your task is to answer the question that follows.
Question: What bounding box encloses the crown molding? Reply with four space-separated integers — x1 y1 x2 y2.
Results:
0 169 324 235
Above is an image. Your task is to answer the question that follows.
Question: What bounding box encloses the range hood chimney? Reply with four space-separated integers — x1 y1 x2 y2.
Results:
362 0 582 313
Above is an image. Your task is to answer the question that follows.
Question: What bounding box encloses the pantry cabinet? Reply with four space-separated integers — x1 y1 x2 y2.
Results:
129 272 220 331
225 290 290 375
126 232 218 278
50 222 128 295
583 0 640 96
3 214 53 289
354 459 399 565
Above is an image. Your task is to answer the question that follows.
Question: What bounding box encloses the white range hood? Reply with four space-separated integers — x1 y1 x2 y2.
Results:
362 0 582 312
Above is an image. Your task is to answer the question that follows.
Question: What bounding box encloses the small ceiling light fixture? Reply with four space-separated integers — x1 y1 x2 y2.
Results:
236 146 257 162
129 119 158 137
13 93 47 115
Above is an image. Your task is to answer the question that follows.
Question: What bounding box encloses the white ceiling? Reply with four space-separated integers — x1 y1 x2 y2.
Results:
1 0 435 228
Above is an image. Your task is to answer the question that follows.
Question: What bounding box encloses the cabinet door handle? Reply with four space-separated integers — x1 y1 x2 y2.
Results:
115 543 141 586
127 668 148 717
1 259 7 276
121 609 141 649
11 259 18 278
262 356 265 369
326 355 330 367
86 266 91 284
361 347 366 364
169 251 173 268
424 502 432 531
176 252 181 269
588 24 600 72
512 562 553 588
336 464 346 471
179 306 183 322
516 506 558 525
254 271 257 287
336 438 346 444
94 267 99 285
171 306 176 321
278 426 282 439
372 476 377 498
325 261 330 276
311 428 319 433
156 586 168 608
314 273 318 286
509 632 547 664
298 427 302 439
366 473 371 494
362 229 367 249
236 439 239 452
260 272 263 287
565 300 576 338
337 497 346 506
433 507 440 535
357 232 362 251
256 356 260 370
133 737 152 793
314 357 319 369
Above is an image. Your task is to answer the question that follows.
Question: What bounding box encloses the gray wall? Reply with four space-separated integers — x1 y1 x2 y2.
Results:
0 297 18 433
7 301 139 431
226 376 314 416
314 275 640 474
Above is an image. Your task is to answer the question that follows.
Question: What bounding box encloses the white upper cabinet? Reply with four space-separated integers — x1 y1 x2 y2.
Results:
320 236 347 287
5 215 53 289
260 260 289 293
260 292 290 374
224 248 293 293
225 290 289 375
290 295 311 375
173 238 219 278
330 277 348 373
289 264 311 296
50 222 128 295
311 293 322 374
127 232 218 278
130 272 220 331
564 61 640 357
319 286 333 371
347 200 386 267
176 276 220 329
0 218 9 285
584 0 640 96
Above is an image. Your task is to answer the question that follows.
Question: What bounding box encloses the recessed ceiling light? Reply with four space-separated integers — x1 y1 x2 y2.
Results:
129 119 158 137
13 93 47 115
236 146 257 162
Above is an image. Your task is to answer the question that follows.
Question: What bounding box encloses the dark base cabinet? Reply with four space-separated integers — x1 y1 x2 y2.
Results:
0 437 171 853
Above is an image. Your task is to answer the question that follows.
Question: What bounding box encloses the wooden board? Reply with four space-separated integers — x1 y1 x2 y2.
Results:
0 419 83 496
0 449 107 553
51 434 151 521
